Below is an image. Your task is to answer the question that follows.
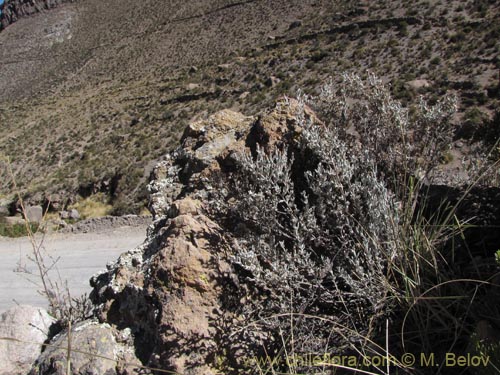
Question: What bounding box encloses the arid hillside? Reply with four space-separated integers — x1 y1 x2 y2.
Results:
0 0 499 214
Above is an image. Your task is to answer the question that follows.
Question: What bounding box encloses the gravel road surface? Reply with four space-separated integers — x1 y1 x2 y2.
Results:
0 226 147 313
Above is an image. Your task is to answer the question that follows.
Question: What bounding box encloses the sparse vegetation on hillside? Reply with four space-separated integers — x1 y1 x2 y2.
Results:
3 1 500 373
0 0 499 215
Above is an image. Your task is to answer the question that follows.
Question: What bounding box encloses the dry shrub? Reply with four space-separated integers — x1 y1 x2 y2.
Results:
212 73 459 373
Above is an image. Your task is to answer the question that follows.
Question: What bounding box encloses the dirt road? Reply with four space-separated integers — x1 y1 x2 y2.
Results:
0 226 147 313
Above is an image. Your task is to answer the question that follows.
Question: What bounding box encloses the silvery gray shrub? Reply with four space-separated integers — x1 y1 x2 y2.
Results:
213 73 457 366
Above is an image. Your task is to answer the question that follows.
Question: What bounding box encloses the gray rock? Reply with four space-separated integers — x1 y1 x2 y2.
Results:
217 63 231 71
60 210 70 220
46 193 64 211
29 321 141 375
25 205 44 223
0 305 55 375
0 198 13 217
0 207 9 217
405 79 432 90
69 209 80 220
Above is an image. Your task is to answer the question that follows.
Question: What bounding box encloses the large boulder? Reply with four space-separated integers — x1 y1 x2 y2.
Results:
31 99 321 374
24 205 44 223
0 305 55 375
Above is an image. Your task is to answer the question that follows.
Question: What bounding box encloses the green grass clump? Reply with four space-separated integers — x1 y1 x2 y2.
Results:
0 218 40 238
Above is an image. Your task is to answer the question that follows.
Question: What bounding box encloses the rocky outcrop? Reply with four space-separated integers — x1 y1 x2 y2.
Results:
0 305 55 375
29 98 318 375
263 16 423 50
85 196 237 375
0 0 77 30
146 109 254 218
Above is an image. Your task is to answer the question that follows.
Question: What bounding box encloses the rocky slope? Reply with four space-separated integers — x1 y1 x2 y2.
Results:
0 0 498 372
0 0 499 214
0 0 76 30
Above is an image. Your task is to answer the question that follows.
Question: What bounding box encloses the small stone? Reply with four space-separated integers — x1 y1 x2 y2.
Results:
405 79 432 90
186 83 200 90
239 91 250 100
69 209 80 220
217 63 231 71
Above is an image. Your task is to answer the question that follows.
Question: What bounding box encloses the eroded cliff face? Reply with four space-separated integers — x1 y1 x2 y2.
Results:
0 0 76 30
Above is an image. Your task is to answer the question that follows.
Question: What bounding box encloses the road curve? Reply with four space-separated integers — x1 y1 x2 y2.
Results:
0 226 147 313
